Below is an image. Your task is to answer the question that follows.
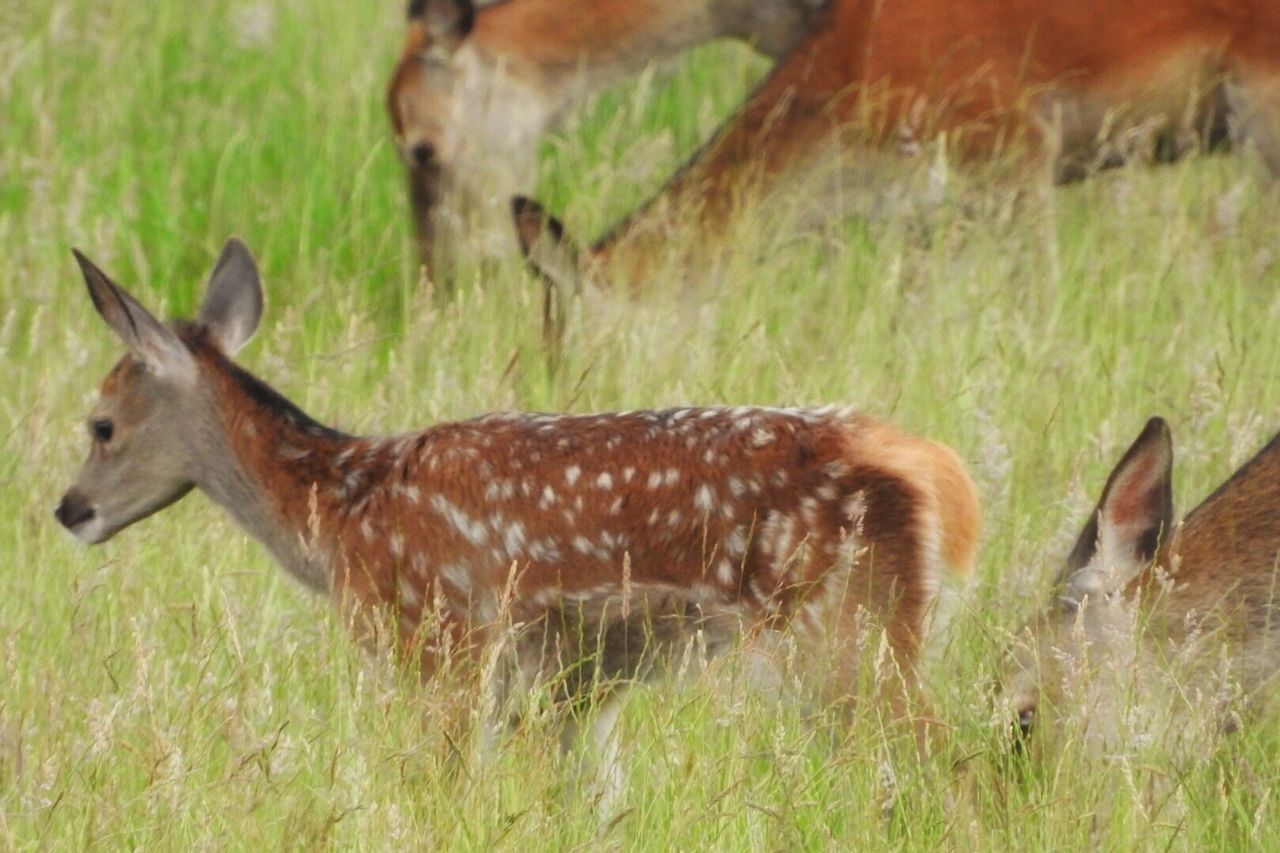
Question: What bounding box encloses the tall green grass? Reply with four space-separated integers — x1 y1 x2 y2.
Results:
3 0 1280 847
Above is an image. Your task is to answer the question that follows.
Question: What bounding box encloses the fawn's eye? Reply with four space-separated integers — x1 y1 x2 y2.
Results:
91 418 114 443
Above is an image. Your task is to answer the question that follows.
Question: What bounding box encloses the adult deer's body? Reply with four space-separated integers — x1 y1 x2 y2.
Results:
1006 418 1280 751
386 0 825 273
56 240 980 754
519 0 1280 287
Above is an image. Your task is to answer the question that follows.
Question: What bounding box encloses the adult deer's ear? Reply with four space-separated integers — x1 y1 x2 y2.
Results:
73 249 192 376
409 0 475 52
198 238 263 356
513 196 585 349
512 196 582 291
1057 417 1174 610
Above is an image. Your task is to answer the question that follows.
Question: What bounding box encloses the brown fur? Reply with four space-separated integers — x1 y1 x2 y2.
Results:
545 0 1280 284
1142 430 1280 647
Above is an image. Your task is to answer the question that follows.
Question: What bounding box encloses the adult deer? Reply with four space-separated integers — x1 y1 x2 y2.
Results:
515 0 1277 289
55 239 980 774
386 0 825 274
1004 417 1280 753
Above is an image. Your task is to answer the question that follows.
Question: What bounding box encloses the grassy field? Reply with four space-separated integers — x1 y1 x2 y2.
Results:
4 0 1280 848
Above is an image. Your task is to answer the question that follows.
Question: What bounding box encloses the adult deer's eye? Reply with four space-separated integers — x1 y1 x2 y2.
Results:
91 418 114 443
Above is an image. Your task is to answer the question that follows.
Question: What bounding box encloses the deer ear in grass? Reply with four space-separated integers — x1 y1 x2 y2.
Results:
1058 417 1174 610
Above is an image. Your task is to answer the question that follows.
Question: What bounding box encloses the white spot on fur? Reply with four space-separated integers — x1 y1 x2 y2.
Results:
751 428 776 447
429 495 489 545
716 559 735 586
565 466 581 486
801 496 819 524
664 468 680 486
600 531 628 552
844 492 869 524
528 537 562 563
694 484 716 513
503 522 527 559
596 472 613 490
439 563 471 595
391 532 404 558
647 471 664 490
360 518 375 540
398 575 420 607
539 485 557 509
622 467 636 483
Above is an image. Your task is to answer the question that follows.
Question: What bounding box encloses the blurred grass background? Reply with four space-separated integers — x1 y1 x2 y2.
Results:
3 0 1280 847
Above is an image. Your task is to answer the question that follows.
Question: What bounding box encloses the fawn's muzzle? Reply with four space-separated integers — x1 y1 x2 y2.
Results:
54 491 95 531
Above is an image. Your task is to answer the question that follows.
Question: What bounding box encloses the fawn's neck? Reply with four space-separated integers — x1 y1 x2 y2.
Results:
194 347 375 593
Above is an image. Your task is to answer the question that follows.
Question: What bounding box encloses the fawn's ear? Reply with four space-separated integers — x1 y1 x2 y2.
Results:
409 0 475 52
73 249 191 375
1058 417 1175 608
512 196 582 292
198 238 263 356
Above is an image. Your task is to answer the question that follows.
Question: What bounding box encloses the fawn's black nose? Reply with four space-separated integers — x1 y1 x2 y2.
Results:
55 492 95 530
410 142 437 170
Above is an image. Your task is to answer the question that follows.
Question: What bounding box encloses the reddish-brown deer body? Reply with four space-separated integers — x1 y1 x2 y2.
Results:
386 0 824 273
56 240 979 746
518 0 1280 287
1005 418 1280 751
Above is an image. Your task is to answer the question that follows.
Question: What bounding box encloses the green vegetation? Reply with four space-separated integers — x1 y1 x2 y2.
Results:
3 1 1280 848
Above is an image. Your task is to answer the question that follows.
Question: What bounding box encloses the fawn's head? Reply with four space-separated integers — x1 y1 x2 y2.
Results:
55 240 264 544
1003 417 1175 746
